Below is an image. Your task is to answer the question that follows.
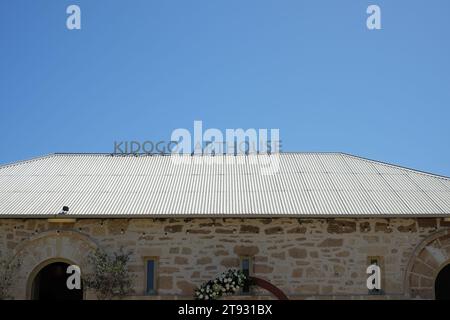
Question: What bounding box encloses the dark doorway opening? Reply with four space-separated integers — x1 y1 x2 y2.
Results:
31 262 83 300
435 264 450 300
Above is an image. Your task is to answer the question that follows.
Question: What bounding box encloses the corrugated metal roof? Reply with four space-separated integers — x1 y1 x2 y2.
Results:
0 152 449 217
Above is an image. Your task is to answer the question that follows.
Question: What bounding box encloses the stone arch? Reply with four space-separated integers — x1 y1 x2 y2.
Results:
251 277 289 300
405 228 450 299
11 230 98 299
28 257 82 300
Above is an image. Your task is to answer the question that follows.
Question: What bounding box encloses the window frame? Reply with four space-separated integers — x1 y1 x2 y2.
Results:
240 256 253 294
143 257 158 295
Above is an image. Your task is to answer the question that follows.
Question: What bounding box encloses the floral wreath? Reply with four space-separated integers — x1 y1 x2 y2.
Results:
194 269 249 300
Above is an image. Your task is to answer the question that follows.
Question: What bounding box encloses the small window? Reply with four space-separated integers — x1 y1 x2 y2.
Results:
145 258 157 295
240 257 252 294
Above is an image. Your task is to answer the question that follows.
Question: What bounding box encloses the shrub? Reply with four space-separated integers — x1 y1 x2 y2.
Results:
0 253 21 300
84 248 135 299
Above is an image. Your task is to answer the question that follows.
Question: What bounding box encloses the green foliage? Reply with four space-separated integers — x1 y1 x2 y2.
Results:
84 248 135 300
0 253 21 300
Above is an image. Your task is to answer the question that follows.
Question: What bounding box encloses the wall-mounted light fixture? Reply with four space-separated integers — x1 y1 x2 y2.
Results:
58 206 69 215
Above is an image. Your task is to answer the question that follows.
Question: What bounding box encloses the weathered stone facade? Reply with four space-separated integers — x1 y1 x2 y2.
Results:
1 217 450 300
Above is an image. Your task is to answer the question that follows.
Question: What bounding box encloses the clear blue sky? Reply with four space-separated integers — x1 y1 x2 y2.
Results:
1 0 449 176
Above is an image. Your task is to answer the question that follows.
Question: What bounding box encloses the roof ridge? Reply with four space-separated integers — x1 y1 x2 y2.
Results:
340 152 450 181
1 152 449 181
52 151 345 155
0 153 57 170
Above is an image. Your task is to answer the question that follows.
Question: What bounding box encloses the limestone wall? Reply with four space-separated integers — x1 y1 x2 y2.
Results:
1 217 449 299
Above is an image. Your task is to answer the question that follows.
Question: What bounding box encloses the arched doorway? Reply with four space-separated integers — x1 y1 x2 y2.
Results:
405 229 450 299
31 262 83 300
435 264 450 300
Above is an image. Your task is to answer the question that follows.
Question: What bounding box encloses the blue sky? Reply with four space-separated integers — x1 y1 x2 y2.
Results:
1 0 449 176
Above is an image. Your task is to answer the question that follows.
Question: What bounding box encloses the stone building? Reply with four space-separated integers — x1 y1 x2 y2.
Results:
1 153 450 300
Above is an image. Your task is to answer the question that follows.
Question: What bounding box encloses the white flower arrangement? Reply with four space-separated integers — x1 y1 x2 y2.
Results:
194 269 248 300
